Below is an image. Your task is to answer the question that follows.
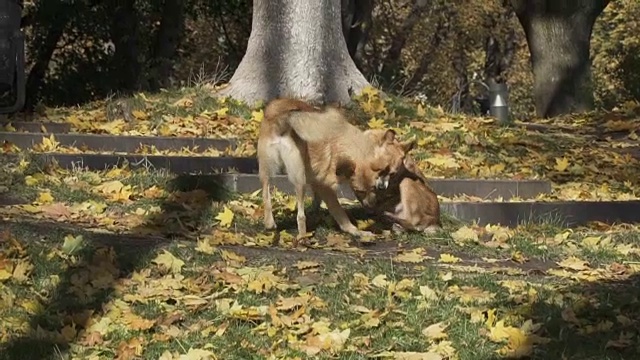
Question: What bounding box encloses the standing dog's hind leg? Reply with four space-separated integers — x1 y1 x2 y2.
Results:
260 171 276 231
294 183 307 246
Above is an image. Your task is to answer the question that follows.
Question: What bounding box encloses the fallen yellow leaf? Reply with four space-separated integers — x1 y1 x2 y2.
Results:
554 157 570 172
438 253 461 264
215 207 234 228
152 250 185 274
422 322 448 341
36 191 54 204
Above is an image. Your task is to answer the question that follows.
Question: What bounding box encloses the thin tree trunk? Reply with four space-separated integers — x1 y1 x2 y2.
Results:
511 0 610 118
149 0 185 90
109 0 141 92
341 0 373 71
379 0 429 85
452 50 473 114
25 3 71 110
219 0 371 106
405 2 452 91
483 1 516 84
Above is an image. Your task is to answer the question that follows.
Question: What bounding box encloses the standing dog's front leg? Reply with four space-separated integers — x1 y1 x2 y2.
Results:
315 185 374 238
309 186 322 215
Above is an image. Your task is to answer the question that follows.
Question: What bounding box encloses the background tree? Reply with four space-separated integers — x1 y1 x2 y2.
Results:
591 0 640 109
218 0 370 105
510 0 611 118
148 0 186 91
15 0 640 119
341 0 373 71
108 0 141 92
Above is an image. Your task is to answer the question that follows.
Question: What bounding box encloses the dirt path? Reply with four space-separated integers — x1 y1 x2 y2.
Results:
0 217 558 275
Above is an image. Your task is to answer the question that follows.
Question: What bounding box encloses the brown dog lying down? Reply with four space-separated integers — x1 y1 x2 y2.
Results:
363 130 442 233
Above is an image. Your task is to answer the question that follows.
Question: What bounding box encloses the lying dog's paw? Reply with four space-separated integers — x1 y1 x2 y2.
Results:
423 225 440 235
391 223 406 234
353 230 376 245
358 230 375 237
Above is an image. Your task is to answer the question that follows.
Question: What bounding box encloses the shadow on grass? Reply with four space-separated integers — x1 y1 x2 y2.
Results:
132 174 234 237
0 174 232 360
0 220 169 360
484 271 640 360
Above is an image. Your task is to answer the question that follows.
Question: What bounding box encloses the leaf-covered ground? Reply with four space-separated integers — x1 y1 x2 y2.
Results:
0 215 639 360
4 86 640 201
0 86 640 359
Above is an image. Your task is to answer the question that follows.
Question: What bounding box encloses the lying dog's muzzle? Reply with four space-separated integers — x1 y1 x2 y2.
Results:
375 176 390 190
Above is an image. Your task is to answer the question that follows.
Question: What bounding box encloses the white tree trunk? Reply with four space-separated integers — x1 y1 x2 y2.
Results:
218 0 371 105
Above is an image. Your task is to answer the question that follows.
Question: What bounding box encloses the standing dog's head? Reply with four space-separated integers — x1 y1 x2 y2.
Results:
349 129 416 208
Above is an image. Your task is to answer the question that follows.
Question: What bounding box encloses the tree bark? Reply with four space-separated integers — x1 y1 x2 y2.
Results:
109 0 141 92
452 49 473 114
219 0 371 106
341 0 372 71
379 0 429 85
404 2 452 91
149 0 186 90
511 0 610 118
483 0 516 84
24 2 71 110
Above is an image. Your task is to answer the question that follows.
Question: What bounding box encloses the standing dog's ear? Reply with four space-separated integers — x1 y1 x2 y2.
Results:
336 159 356 178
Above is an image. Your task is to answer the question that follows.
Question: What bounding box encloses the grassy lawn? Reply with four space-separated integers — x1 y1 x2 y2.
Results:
0 153 639 359
0 86 639 359
0 217 638 360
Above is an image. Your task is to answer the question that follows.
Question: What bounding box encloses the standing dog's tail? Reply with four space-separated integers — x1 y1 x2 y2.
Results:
263 98 348 142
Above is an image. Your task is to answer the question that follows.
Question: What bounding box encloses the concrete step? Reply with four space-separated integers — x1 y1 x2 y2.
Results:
2 121 72 133
442 200 640 227
8 153 257 174
4 154 552 200
0 132 237 153
206 173 551 201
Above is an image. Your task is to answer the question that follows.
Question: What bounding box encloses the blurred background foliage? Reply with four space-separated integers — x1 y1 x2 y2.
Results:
19 0 640 118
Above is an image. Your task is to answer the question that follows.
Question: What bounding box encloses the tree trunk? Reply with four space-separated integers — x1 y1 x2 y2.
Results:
405 2 453 91
483 0 516 84
379 0 429 86
511 0 610 118
24 2 71 110
219 0 371 106
452 49 473 114
341 0 372 71
109 0 141 92
149 0 185 90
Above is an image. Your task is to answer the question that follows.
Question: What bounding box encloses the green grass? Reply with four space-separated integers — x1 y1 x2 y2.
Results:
2 130 640 359
5 154 637 269
0 218 639 359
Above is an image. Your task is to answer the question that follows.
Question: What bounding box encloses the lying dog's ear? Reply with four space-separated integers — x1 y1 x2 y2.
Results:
383 129 397 144
401 139 417 153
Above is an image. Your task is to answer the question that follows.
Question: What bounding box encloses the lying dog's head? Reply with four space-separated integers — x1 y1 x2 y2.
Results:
350 129 416 208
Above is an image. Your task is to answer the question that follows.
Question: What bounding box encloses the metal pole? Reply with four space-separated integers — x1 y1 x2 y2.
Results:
488 79 511 125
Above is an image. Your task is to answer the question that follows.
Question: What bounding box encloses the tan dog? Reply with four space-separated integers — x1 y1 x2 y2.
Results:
363 129 442 234
257 98 413 241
